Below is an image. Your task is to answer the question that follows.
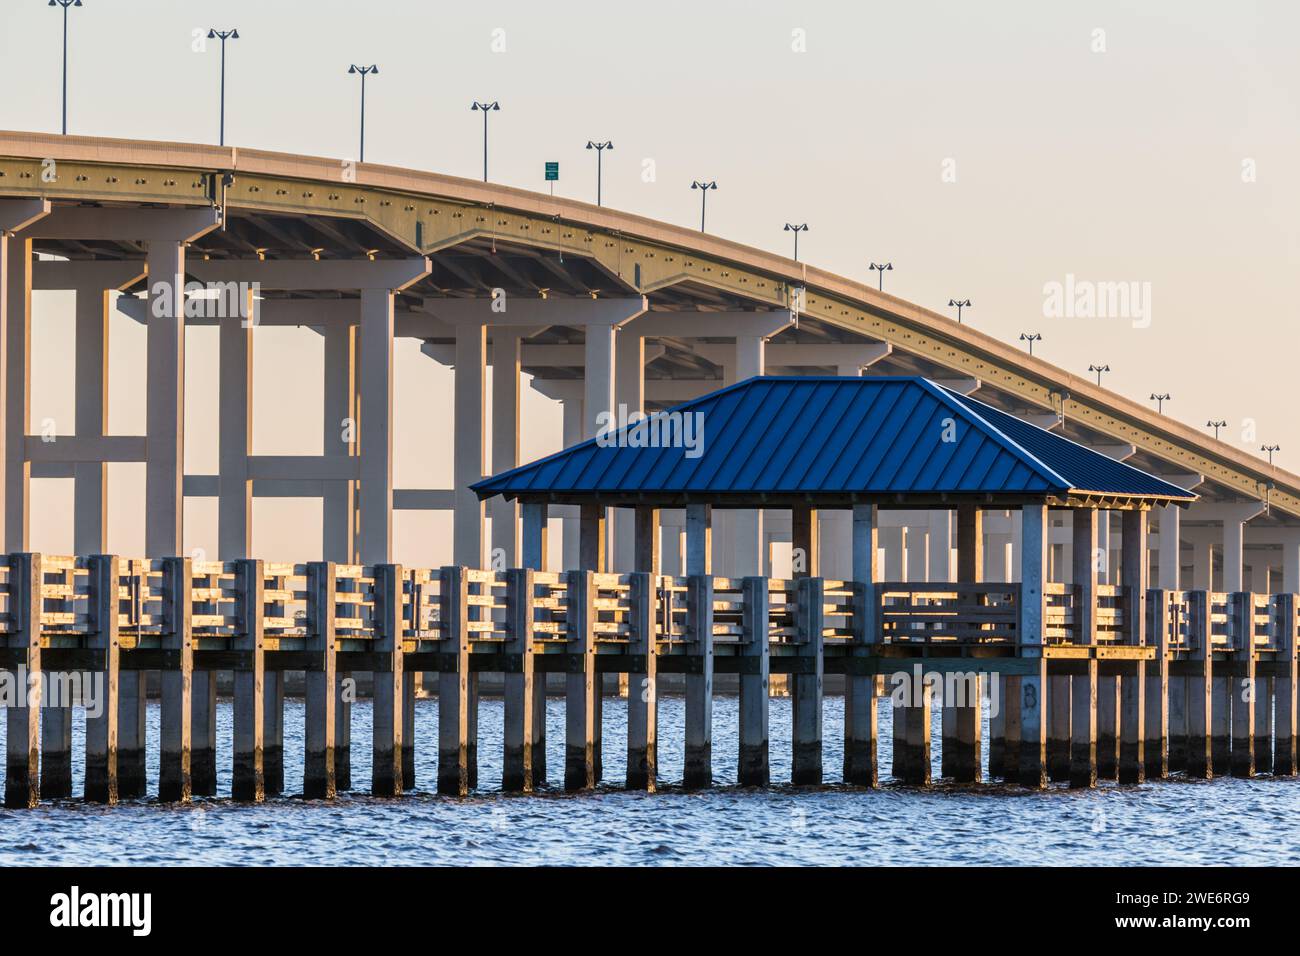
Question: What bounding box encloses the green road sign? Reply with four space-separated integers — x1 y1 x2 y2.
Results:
545 161 559 181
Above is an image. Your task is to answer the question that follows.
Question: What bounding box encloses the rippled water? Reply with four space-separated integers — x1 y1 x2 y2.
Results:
2 694 1298 866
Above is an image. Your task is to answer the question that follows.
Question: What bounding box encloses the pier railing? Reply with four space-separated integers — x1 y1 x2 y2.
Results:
3 551 1298 806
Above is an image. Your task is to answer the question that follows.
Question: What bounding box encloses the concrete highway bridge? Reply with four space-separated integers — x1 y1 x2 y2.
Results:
0 129 1296 595
2 132 1300 806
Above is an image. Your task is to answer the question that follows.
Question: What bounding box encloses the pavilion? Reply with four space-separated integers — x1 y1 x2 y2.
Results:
473 376 1198 788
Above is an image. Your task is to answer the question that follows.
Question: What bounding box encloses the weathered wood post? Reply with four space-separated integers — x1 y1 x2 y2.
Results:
304 561 338 799
335 674 353 791
950 503 983 783
626 505 659 791
232 558 265 802
371 563 403 796
999 674 1022 780
1018 505 1048 789
1274 592 1298 776
1069 508 1099 788
578 504 605 784
684 572 715 789
191 671 217 796
438 566 471 796
626 570 658 791
522 501 549 784
40 570 74 798
85 554 120 804
565 569 597 791
4 553 42 808
1252 596 1272 774
158 556 194 803
264 671 285 797
844 504 879 787
737 575 770 786
1145 586 1170 779
792 575 825 785
683 503 713 790
503 567 535 792
1047 672 1071 782
1117 510 1147 784
1229 590 1255 777
1096 677 1120 779
1185 589 1214 778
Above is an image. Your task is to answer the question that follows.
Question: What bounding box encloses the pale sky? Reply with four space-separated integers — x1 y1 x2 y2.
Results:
2 0 1297 565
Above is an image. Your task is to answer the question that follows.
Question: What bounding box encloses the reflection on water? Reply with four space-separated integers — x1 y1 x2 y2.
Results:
2 694 1298 866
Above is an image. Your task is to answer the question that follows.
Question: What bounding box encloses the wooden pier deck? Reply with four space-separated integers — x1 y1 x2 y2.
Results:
1 553 1296 806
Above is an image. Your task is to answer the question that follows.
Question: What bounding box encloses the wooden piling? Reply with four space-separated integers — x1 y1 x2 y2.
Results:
951 504 982 784
4 553 42 808
1096 676 1120 779
335 670 352 790
1047 675 1072 782
402 673 416 791
1229 592 1255 778
564 570 597 791
1253 675 1272 775
1211 672 1233 776
503 567 535 792
1185 590 1213 778
438 566 471 796
738 576 770 787
845 505 879 787
988 674 1006 779
1275 593 1298 776
41 703 73 799
304 562 338 799
158 556 194 803
521 501 550 785
896 672 933 786
1117 511 1146 784
231 558 264 802
684 572 715 789
191 671 218 796
1167 675 1188 773
1070 508 1098 788
370 564 404 796
532 673 547 787
265 672 285 796
1001 675 1022 780
1145 588 1170 779
117 671 147 798
84 554 120 804
792 576 824 785
626 571 658 791
1018 505 1048 789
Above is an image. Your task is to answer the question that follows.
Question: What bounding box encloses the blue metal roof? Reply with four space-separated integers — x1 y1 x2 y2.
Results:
473 376 1198 503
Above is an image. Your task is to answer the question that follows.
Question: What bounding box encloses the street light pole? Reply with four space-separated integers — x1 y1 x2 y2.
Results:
208 29 240 147
1088 363 1110 386
691 180 717 232
1150 392 1170 414
1262 444 1281 466
784 223 808 261
348 64 379 162
948 298 971 323
50 0 82 135
869 261 893 291
1206 419 1226 440
586 140 612 206
472 101 500 182
1019 332 1042 355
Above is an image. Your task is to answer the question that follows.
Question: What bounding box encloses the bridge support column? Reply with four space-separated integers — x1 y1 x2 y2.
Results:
844 505 879 787
4 233 34 553
323 323 355 788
